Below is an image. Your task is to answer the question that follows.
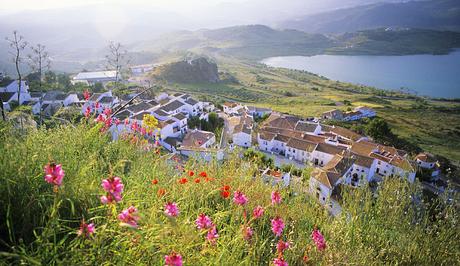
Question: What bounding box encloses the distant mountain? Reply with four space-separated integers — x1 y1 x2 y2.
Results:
134 25 336 59
279 0 460 33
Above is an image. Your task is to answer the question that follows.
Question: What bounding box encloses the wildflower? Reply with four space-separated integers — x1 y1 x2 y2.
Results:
188 170 194 177
205 176 214 182
142 114 158 131
103 108 112 116
83 90 91 101
220 190 230 199
100 176 124 204
273 257 288 266
271 217 285 237
124 118 129 125
84 106 91 118
271 190 282 205
152 179 159 185
206 225 219 244
140 127 146 135
276 240 290 254
96 114 105 123
233 191 248 205
131 121 139 132
118 206 140 228
242 226 254 241
302 255 309 263
164 252 183 266
221 185 231 191
77 221 95 237
194 178 200 183
199 171 207 177
95 102 100 109
311 228 326 251
253 205 265 219
178 177 188 184
164 202 179 217
195 213 213 230
44 163 65 187
114 118 121 125
157 188 166 197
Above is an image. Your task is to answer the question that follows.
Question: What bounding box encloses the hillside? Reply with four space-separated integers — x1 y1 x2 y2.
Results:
279 0 460 33
151 57 220 83
327 28 460 55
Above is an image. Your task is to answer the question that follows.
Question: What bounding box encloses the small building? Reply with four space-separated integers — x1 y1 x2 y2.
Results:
322 109 343 120
232 124 252 148
72 71 117 85
261 168 290 187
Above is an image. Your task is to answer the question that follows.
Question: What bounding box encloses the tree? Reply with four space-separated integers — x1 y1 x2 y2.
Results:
5 31 27 104
28 43 51 126
365 118 392 143
106 42 129 90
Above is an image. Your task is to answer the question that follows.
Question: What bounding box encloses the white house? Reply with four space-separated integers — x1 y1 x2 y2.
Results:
223 102 245 115
63 93 85 107
179 130 221 161
72 71 117 85
232 124 252 148
294 121 322 136
415 153 437 169
161 100 186 115
309 168 343 205
257 131 276 152
311 143 347 167
285 138 317 163
2 80 30 93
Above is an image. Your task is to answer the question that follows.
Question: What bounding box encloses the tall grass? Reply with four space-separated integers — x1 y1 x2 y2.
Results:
0 122 458 265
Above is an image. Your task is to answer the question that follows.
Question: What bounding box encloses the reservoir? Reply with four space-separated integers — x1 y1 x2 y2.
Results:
262 50 460 98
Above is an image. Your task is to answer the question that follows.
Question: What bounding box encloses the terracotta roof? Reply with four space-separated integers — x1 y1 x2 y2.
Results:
162 100 184 112
311 168 342 189
182 130 215 148
295 121 319 133
274 134 290 143
264 113 300 130
323 154 355 174
353 154 374 168
415 153 437 163
286 138 317 152
330 126 363 141
258 131 276 141
315 143 347 155
234 124 252 135
224 102 238 108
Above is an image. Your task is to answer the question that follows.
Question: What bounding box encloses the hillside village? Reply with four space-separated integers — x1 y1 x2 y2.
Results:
0 71 445 216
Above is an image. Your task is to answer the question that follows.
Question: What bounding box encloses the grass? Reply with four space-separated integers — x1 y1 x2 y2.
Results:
0 121 459 265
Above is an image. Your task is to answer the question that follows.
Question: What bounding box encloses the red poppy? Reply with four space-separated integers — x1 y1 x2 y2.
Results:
220 190 230 199
188 170 195 177
303 255 309 263
152 179 158 185
178 178 188 184
157 189 166 197
199 171 207 177
221 185 231 191
194 178 200 183
205 177 215 182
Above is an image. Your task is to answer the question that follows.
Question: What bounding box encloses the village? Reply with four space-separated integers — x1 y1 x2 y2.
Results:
0 70 446 216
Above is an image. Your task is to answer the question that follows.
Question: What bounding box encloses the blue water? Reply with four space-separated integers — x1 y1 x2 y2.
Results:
262 51 460 98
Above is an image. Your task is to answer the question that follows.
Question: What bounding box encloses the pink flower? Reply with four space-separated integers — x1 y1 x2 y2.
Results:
103 108 112 116
118 206 140 228
164 252 183 266
124 118 129 125
253 205 264 219
115 119 121 125
100 176 124 204
83 90 91 101
140 127 146 135
311 228 326 251
271 217 285 237
164 202 179 217
84 106 91 118
273 257 288 266
195 213 213 230
95 114 105 123
276 240 290 254
233 191 248 205
271 190 282 205
77 221 95 237
95 102 100 109
206 225 219 244
243 226 253 241
131 121 139 132
44 163 65 187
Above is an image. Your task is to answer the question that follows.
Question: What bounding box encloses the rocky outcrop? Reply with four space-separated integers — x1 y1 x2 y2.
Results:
152 57 220 83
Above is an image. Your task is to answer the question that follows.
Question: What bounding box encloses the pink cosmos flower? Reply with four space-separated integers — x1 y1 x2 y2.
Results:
118 206 140 228
276 240 290 254
233 191 248 205
206 225 219 244
243 226 254 241
253 205 264 219
311 228 326 251
195 213 213 230
44 163 65 187
77 221 95 237
273 257 288 266
271 217 285 237
100 176 124 204
164 252 183 266
164 202 179 217
271 190 282 205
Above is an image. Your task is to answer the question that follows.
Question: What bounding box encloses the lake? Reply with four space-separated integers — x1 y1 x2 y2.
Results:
262 50 460 98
